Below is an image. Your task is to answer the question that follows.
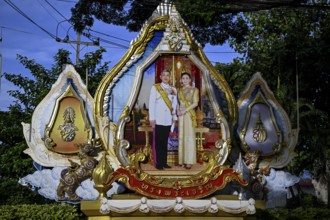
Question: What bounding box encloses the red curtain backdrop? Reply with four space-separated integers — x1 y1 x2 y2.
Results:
155 55 201 109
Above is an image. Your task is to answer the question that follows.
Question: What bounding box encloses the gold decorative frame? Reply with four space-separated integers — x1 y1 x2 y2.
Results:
237 72 298 168
93 5 241 199
239 90 282 156
44 83 92 154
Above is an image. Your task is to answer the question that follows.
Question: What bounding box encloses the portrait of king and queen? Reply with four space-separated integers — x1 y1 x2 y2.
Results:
115 54 220 174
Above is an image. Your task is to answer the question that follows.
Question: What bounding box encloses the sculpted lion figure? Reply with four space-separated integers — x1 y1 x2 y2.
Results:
57 142 98 201
243 151 260 174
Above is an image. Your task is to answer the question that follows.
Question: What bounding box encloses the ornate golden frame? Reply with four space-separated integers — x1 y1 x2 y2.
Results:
239 90 282 156
93 8 241 199
237 72 298 169
44 82 92 154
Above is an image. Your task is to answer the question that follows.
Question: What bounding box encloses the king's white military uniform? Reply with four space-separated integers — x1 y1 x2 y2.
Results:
149 82 178 126
149 82 178 169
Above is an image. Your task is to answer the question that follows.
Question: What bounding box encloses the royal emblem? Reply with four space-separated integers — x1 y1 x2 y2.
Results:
58 107 78 142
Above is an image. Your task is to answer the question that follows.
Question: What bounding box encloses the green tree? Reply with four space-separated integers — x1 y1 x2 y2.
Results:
228 6 330 178
69 0 319 46
214 58 251 99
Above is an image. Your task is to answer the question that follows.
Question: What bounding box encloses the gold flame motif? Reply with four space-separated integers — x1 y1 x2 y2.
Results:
58 107 78 142
252 113 267 143
93 152 114 199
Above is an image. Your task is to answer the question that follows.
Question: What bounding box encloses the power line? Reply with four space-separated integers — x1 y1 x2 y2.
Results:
88 29 130 43
82 31 128 49
4 0 56 39
0 26 36 36
0 25 240 53
38 0 62 24
44 0 68 21
42 0 100 63
44 0 130 48
37 0 76 51
102 45 128 49
82 29 129 48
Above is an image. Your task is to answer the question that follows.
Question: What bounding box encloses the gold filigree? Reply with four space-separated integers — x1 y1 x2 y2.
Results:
122 151 229 190
93 152 114 199
240 128 251 152
240 91 282 156
136 29 155 54
94 16 168 125
135 18 168 54
166 13 184 51
252 113 267 143
129 152 147 179
44 84 92 154
153 20 167 30
58 107 78 142
92 3 240 200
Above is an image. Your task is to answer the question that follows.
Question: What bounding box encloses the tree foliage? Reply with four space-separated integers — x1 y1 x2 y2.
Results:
69 0 327 47
227 6 330 177
69 0 253 46
214 59 251 99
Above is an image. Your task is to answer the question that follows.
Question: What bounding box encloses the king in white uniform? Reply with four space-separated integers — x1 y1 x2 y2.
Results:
149 70 177 170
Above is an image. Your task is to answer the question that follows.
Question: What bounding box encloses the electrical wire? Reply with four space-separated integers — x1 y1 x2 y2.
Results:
38 0 63 24
81 31 129 49
87 29 130 43
44 0 130 48
44 0 68 21
0 26 36 36
4 0 56 39
37 0 76 51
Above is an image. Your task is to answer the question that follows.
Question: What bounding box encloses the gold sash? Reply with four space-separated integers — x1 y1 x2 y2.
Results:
154 84 173 113
179 88 197 127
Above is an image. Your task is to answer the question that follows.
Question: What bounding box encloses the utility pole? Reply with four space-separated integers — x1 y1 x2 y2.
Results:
56 32 99 65
76 32 81 65
0 27 2 93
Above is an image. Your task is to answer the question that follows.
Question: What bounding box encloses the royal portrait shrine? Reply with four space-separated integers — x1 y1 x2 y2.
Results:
19 1 299 219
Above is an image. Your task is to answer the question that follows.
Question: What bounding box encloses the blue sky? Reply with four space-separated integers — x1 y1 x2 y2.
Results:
0 0 240 111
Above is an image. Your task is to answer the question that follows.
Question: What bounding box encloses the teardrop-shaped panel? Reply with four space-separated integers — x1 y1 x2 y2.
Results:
44 85 91 154
92 3 243 199
237 72 298 168
22 65 97 167
240 94 281 156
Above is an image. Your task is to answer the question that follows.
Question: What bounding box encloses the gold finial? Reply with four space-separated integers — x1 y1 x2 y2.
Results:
93 152 114 200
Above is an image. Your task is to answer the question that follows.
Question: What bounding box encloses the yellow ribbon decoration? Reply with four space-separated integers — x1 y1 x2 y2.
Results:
154 84 173 113
178 88 197 127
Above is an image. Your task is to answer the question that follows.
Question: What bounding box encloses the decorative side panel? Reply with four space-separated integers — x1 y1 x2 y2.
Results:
237 72 298 169
22 64 97 167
